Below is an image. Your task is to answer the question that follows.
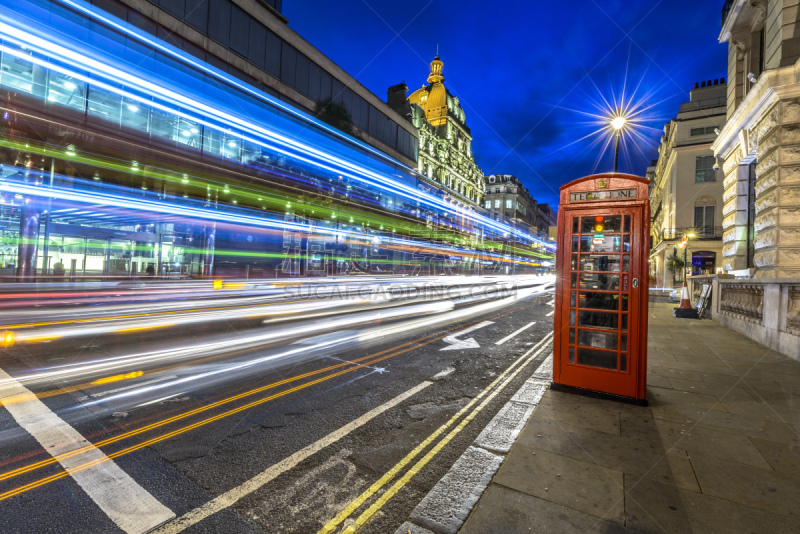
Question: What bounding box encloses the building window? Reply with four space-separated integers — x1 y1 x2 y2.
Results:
494 187 500 193
690 126 718 136
489 176 495 183
693 205 715 236
485 200 491 208
695 156 716 182
505 199 513 209
494 199 501 208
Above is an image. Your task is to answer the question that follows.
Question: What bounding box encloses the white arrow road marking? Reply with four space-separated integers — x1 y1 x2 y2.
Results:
440 321 494 351
0 367 174 534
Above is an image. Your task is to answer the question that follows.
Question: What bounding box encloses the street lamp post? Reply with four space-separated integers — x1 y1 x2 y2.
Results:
678 232 696 281
610 114 626 173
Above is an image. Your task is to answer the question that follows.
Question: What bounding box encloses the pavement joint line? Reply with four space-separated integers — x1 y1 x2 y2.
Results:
494 321 537 345
409 354 553 534
150 381 434 534
0 366 175 534
319 332 554 534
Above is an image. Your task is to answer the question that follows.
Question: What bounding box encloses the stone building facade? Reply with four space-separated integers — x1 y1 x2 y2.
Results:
387 55 484 206
712 0 800 278
483 174 536 226
649 80 727 287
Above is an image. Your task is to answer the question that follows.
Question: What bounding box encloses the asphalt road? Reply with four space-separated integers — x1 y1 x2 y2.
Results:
0 275 555 533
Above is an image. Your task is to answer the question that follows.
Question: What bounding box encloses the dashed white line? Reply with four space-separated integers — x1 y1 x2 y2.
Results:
546 310 554 317
494 321 537 345
0 367 174 534
153 380 433 533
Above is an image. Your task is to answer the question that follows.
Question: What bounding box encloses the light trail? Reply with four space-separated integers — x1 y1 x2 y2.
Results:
0 310 516 500
0 6 555 249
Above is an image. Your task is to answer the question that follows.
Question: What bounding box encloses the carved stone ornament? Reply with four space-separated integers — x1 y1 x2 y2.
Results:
750 2 767 32
732 40 746 60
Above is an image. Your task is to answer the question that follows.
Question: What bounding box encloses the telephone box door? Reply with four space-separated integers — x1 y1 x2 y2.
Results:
557 206 645 398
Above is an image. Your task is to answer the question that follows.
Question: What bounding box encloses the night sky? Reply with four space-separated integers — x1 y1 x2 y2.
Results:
284 0 727 208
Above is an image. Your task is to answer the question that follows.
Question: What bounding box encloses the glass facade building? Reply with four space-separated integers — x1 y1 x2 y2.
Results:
0 0 553 281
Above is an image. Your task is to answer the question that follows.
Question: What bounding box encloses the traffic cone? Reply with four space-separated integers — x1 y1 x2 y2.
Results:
673 279 698 318
678 280 692 309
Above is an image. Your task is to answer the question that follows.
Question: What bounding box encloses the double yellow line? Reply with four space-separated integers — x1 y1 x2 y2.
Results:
319 332 553 534
0 314 511 501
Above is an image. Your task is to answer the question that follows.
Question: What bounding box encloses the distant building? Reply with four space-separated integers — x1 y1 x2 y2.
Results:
483 174 536 226
649 79 726 287
387 54 484 206
534 203 557 237
712 0 800 278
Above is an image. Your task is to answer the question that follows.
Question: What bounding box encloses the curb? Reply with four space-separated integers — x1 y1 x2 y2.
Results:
396 351 553 534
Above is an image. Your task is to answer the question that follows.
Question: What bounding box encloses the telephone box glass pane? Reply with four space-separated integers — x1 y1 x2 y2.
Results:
577 329 618 350
570 291 576 307
580 273 619 290
570 273 577 289
623 255 629 272
621 294 629 311
572 236 579 252
580 235 620 253
581 255 620 272
581 215 621 234
620 352 627 371
624 215 630 232
572 217 579 233
570 309 576 326
569 328 575 344
621 314 628 330
569 346 575 363
621 334 628 351
578 310 618 329
579 292 619 310
577 347 617 369
623 234 631 252
571 254 578 270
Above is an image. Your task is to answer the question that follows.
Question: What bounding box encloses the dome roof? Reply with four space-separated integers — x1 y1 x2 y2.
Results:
407 54 449 127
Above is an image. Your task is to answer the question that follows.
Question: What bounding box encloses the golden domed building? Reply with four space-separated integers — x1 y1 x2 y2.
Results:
387 54 484 205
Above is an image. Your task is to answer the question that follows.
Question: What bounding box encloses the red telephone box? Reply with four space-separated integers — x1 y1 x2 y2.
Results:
553 173 650 403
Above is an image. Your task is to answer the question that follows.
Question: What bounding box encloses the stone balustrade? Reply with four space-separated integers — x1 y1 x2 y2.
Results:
689 275 800 361
719 283 764 324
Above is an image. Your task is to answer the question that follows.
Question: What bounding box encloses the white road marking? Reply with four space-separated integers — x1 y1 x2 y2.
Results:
153 380 433 533
439 321 494 351
494 321 536 345
546 310 554 316
432 367 455 380
0 368 174 534
546 298 555 306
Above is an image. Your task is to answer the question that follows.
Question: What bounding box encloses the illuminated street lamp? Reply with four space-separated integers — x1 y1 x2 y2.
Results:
677 232 696 279
610 112 627 173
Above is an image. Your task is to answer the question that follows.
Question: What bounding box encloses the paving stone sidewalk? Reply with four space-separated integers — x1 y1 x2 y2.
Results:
459 301 800 533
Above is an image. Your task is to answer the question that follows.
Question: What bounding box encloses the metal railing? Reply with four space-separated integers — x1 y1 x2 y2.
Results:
660 226 723 240
722 0 735 26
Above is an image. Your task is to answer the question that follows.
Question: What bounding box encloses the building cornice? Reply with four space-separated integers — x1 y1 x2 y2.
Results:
712 59 800 159
719 0 747 42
